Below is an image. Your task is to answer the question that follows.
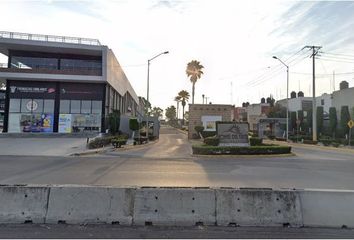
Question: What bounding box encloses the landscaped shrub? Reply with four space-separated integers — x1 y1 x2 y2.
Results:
88 136 115 149
204 136 220 146
275 137 286 141
129 118 139 131
192 145 291 155
250 137 263 146
268 135 276 140
194 126 204 134
111 135 128 148
320 139 333 146
201 131 216 138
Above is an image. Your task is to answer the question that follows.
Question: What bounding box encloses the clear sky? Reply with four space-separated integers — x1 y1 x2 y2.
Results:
1 0 354 115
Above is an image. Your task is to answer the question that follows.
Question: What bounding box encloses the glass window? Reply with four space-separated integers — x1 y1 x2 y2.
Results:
92 101 102 114
32 99 43 113
81 100 91 114
60 100 70 113
9 99 21 113
21 99 32 113
70 100 81 113
44 99 55 113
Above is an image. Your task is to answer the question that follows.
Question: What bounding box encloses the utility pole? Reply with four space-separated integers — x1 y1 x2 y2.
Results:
304 45 322 142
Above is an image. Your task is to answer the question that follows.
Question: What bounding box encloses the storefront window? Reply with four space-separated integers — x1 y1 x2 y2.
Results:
8 98 54 133
58 100 102 133
21 99 32 113
92 101 102 114
70 100 80 114
9 99 21 113
60 100 70 114
44 100 55 113
32 99 44 113
81 100 91 114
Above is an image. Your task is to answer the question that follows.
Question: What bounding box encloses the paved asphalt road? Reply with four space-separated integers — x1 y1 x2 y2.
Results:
0 125 354 190
0 224 353 239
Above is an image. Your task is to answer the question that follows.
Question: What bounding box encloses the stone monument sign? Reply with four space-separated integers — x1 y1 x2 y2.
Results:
217 122 249 146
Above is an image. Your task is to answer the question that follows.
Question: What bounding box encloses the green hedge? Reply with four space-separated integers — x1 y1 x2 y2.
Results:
250 137 263 146
192 145 291 155
204 137 220 146
201 131 217 138
88 136 115 149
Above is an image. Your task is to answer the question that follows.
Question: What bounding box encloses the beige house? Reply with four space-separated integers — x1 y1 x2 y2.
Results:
188 104 233 139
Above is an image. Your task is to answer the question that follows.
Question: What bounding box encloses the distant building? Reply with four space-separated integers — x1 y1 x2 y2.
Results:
332 83 354 119
245 103 270 131
188 104 234 139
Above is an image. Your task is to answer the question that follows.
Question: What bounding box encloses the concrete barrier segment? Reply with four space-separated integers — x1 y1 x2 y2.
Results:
0 186 49 223
133 187 216 226
45 186 135 225
216 189 302 227
299 189 354 228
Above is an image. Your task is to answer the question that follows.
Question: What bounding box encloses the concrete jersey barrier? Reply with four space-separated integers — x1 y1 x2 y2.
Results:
133 187 216 226
216 188 302 227
0 186 49 224
0 185 354 228
46 186 134 225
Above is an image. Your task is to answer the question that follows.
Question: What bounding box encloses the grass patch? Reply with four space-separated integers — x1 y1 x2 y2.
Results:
192 144 291 155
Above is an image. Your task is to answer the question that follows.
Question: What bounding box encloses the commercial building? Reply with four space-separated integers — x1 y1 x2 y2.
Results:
0 31 139 133
332 82 354 119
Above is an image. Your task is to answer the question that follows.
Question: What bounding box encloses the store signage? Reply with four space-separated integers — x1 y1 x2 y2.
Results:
217 122 249 146
10 86 55 94
59 114 72 133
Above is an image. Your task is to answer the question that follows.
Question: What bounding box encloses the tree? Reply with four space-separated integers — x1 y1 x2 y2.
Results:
165 105 176 122
151 107 163 119
329 107 337 138
108 110 120 135
178 90 190 125
174 96 181 119
316 106 324 136
186 60 204 104
340 106 350 137
139 97 151 115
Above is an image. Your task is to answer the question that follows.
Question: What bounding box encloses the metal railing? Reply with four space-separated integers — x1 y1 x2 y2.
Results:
0 31 101 46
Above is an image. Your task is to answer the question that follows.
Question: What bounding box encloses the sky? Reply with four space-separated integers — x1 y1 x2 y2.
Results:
1 0 354 116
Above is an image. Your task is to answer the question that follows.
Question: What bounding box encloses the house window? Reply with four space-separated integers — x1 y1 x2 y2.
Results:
321 99 324 105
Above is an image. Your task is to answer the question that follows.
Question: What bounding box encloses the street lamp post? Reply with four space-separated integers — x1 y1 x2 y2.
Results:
146 51 169 141
273 56 289 142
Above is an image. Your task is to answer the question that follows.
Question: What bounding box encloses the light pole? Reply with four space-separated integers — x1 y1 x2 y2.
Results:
146 51 169 140
273 56 289 142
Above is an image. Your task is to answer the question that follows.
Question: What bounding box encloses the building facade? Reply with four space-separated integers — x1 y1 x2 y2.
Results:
0 31 139 133
188 104 233 139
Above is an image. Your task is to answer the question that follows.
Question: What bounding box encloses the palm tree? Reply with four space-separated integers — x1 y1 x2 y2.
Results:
174 96 181 120
186 60 204 104
178 90 190 125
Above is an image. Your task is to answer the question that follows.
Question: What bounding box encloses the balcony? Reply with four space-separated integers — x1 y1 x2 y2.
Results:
0 63 102 76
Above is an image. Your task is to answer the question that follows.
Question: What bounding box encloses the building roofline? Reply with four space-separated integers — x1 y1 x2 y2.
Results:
0 31 101 46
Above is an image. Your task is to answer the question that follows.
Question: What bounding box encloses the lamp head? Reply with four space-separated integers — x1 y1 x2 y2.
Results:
272 56 278 59
164 51 169 54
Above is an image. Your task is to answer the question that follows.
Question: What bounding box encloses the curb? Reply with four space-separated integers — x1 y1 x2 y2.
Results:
193 153 296 158
70 147 114 156
113 139 159 152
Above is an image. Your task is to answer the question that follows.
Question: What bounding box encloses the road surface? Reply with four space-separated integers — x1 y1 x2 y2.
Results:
0 125 354 189
0 224 353 239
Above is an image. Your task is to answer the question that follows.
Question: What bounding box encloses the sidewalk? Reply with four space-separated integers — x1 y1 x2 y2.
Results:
265 139 354 154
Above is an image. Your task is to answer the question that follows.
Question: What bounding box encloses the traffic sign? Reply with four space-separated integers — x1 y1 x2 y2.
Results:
348 120 354 129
